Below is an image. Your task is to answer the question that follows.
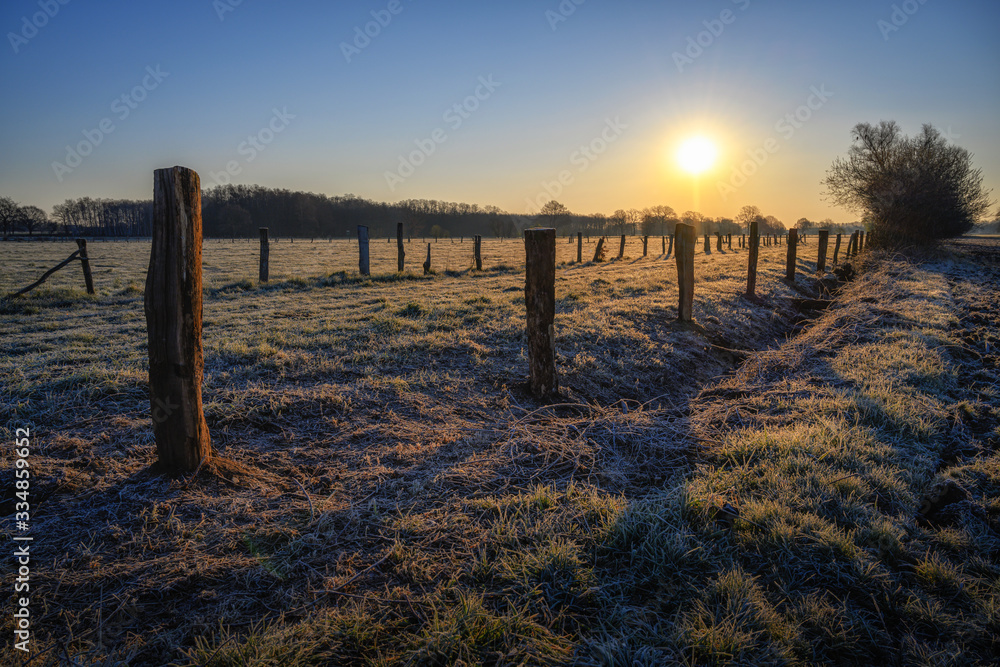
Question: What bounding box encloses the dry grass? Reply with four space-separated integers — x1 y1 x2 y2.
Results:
1 236 996 665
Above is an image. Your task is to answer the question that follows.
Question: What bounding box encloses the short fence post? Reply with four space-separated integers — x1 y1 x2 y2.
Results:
618 234 626 259
661 235 666 255
577 232 583 263
786 228 798 282
833 233 842 265
423 243 431 274
703 233 711 254
727 234 732 250
75 239 95 294
259 228 269 282
474 235 483 270
145 166 212 473
716 233 723 252
859 230 866 252
397 223 405 272
746 219 760 299
817 230 829 273
593 236 607 262
667 232 674 258
525 228 558 397
675 223 695 322
358 225 370 275
642 235 649 257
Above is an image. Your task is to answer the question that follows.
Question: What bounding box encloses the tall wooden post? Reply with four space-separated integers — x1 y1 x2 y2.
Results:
817 230 829 273
675 223 695 322
258 228 269 282
667 233 674 258
525 228 558 397
357 226 370 275
703 233 711 254
397 223 405 272
618 234 626 259
786 228 798 282
474 235 483 270
642 235 649 257
728 234 732 251
423 243 431 275
859 231 866 252
145 166 212 473
577 232 583 263
716 233 723 252
746 219 760 299
661 235 666 255
75 239 95 294
833 233 842 265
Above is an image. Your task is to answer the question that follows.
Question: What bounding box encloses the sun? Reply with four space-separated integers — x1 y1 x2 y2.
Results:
676 136 718 175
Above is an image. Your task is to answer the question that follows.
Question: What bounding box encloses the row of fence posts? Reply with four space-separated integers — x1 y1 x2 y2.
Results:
143 167 873 470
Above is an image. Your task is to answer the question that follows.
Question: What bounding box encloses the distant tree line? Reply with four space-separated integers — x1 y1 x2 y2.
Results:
2 185 867 240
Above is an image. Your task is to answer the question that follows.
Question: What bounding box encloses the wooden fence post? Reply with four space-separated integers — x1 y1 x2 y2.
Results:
525 228 558 397
661 235 666 255
786 228 798 282
859 231 866 252
618 234 626 259
703 233 711 254
577 232 583 263
716 233 723 252
75 239 95 294
145 166 212 473
667 232 674 258
675 223 695 322
474 235 483 270
593 236 607 262
728 234 732 251
746 219 760 299
423 243 431 274
397 222 405 272
833 233 842 265
358 225 370 275
259 228 269 282
817 230 829 273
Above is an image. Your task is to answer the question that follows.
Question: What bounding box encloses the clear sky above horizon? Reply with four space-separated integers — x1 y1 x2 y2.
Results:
1 0 997 225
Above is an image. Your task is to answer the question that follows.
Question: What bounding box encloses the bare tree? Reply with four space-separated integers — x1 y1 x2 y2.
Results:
0 196 18 238
734 205 762 233
17 205 49 235
825 121 993 245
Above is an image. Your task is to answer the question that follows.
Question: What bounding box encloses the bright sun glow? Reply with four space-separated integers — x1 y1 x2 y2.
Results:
676 136 718 175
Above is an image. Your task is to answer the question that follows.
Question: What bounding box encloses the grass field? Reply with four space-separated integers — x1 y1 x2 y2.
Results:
1 236 997 665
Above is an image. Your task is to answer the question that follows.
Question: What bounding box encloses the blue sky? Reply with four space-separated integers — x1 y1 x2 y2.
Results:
1 0 997 224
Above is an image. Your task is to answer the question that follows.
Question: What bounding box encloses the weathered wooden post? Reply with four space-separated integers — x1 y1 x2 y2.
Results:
642 235 649 257
423 243 431 274
716 233 723 252
859 230 866 252
397 223 405 272
786 228 798 282
667 233 674 258
746 219 760 299
258 228 269 282
661 235 666 255
618 234 626 259
525 228 558 397
703 233 711 254
75 239 95 294
593 236 607 262
728 234 732 251
817 230 829 273
357 226 370 275
833 233 842 265
474 235 483 270
577 232 583 263
145 166 212 473
675 223 695 322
